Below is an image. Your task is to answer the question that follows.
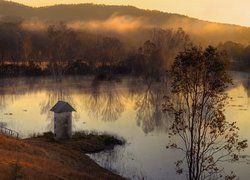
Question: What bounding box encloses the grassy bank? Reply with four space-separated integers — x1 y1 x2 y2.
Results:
0 132 125 180
27 131 125 153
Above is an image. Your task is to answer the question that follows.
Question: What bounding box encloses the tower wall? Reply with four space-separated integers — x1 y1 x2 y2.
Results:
54 112 72 140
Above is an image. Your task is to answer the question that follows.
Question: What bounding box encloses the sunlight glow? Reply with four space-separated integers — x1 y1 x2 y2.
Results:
6 0 250 27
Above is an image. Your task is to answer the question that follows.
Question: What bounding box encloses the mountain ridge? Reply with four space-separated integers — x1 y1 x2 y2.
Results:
0 0 248 27
0 0 250 45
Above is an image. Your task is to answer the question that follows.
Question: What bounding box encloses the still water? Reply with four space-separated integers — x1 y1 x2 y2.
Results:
0 72 249 179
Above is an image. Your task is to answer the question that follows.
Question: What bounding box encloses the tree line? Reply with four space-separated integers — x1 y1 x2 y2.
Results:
1 21 249 80
218 41 250 72
0 21 190 79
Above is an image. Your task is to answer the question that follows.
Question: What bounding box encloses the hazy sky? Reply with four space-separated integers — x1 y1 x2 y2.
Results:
9 0 250 27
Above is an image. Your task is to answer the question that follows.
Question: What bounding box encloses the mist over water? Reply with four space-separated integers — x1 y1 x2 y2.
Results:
1 1 250 179
0 72 249 179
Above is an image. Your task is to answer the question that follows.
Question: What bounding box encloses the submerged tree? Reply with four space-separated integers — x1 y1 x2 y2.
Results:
163 45 248 180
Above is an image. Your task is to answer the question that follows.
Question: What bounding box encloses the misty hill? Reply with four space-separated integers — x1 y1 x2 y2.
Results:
0 1 188 22
0 0 250 45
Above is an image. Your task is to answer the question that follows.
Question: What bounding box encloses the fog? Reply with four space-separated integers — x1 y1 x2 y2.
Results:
67 15 151 33
21 19 48 31
18 14 250 47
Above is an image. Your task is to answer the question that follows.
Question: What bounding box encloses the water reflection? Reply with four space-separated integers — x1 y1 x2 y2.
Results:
89 146 146 180
85 80 125 122
0 95 6 111
85 80 102 120
133 82 169 134
0 73 249 179
0 76 170 133
228 73 250 111
242 75 250 100
39 80 79 130
0 77 81 135
85 78 170 132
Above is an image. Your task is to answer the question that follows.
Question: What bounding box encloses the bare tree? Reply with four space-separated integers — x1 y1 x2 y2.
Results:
101 37 124 77
151 28 190 69
21 35 32 63
0 43 6 66
138 40 164 82
47 23 79 81
163 45 248 180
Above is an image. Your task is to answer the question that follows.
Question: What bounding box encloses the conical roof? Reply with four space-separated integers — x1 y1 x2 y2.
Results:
50 101 76 113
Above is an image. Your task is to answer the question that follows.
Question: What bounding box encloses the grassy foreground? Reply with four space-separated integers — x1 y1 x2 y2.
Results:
0 132 125 180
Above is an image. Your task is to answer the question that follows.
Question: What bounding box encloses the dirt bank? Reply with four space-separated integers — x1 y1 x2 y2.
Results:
0 132 124 180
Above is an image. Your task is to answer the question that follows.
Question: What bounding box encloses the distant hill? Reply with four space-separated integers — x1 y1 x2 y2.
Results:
0 1 189 22
0 0 250 45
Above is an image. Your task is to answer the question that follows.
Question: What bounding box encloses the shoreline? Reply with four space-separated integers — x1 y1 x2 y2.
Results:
0 132 125 179
26 131 125 154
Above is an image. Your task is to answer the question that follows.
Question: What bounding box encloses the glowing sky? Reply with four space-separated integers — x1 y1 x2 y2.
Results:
8 0 250 27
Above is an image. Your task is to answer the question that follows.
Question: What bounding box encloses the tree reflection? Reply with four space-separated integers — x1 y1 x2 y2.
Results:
242 75 250 98
89 146 146 180
101 82 124 122
85 80 124 122
39 79 79 130
0 95 6 111
85 80 102 121
0 77 43 111
132 80 169 134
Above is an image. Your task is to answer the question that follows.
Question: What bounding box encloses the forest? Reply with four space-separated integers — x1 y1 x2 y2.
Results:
0 21 249 79
0 1 250 180
218 41 250 71
0 1 250 80
0 21 191 79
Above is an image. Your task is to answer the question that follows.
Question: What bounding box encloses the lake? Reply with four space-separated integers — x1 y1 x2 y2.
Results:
0 72 249 180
